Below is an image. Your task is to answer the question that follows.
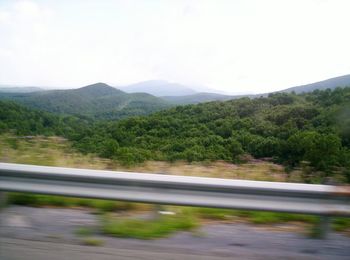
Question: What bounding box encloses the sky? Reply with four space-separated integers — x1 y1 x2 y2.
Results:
0 0 350 94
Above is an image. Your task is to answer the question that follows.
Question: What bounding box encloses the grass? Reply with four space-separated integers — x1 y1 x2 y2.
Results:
184 207 238 220
181 207 317 224
2 134 349 238
82 237 104 246
75 227 104 246
0 134 114 169
75 227 94 237
7 193 137 213
0 134 291 182
333 217 350 232
246 211 317 224
7 192 350 239
101 213 197 239
182 207 350 236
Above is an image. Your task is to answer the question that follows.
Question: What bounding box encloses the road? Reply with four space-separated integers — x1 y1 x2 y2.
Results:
1 206 349 259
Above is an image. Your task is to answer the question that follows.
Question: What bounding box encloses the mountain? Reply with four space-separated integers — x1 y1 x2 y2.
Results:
121 75 350 103
0 85 43 93
2 74 349 111
162 92 249 105
72 87 350 177
1 84 350 180
121 80 197 96
0 83 171 120
281 74 350 94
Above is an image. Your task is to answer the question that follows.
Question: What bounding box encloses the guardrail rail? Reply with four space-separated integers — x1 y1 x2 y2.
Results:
0 163 349 238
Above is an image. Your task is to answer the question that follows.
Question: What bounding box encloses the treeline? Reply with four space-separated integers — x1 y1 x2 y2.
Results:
1 88 350 182
0 83 171 120
0 100 90 137
71 88 350 182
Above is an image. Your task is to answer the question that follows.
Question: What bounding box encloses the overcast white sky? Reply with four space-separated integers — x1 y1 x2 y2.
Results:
0 0 350 93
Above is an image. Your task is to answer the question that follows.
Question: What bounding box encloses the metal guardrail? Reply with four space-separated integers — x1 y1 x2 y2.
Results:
0 163 349 215
0 162 349 237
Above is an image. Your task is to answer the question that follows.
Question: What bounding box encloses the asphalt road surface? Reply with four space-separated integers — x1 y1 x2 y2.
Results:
1 206 349 259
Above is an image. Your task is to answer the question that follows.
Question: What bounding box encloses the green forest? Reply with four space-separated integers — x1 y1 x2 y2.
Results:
1 87 350 183
0 83 170 120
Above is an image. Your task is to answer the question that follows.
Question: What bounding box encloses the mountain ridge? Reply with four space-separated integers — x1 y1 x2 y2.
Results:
1 74 349 107
120 80 197 96
280 74 350 94
162 92 250 105
0 83 170 120
0 86 43 93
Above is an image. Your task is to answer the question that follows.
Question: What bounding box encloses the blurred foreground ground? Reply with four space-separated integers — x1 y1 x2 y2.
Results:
1 206 349 260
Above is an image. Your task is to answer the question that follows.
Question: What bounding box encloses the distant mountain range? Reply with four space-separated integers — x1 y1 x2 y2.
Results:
120 80 197 96
162 92 252 105
279 74 350 94
165 74 350 104
0 86 43 93
0 74 349 113
121 74 350 104
0 83 170 119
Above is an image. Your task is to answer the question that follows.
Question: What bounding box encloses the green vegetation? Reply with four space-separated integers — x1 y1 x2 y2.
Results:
0 83 170 120
182 207 317 224
8 193 135 213
1 87 350 182
101 213 197 239
72 87 350 182
191 207 237 220
333 217 350 232
74 226 103 246
81 237 104 246
90 207 349 239
5 192 350 238
0 133 288 182
0 100 89 136
75 227 94 237
1 87 350 238
245 211 316 224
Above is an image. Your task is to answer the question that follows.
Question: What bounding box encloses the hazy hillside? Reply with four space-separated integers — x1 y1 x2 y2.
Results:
2 74 349 108
162 92 248 104
0 85 43 93
160 74 350 104
121 80 197 96
1 88 350 183
0 83 171 120
281 74 350 94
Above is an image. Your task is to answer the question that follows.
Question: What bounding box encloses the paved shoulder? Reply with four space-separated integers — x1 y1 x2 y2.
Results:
1 206 349 259
0 238 234 260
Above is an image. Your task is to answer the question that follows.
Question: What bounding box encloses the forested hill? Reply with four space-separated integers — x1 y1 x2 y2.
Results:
0 86 43 93
73 87 350 182
0 100 89 136
0 83 171 120
281 74 350 94
1 87 350 183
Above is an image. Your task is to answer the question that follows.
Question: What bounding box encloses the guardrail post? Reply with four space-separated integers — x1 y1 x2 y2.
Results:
316 216 331 239
152 171 175 219
0 192 6 230
153 204 162 219
152 171 165 219
0 192 7 209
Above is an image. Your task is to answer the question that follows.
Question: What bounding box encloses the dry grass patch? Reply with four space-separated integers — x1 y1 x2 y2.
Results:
0 134 290 182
